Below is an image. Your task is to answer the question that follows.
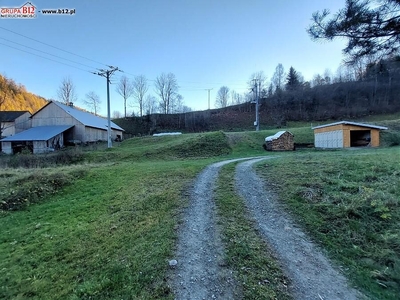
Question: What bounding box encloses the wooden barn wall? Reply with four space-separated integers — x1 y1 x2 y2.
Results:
32 103 86 142
84 127 107 142
1 141 12 154
1 121 15 137
33 132 65 154
15 112 32 133
83 127 124 142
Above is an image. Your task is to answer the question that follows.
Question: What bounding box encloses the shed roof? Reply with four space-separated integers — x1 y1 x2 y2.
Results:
0 125 73 142
0 111 30 122
312 121 388 130
32 101 124 132
265 131 291 142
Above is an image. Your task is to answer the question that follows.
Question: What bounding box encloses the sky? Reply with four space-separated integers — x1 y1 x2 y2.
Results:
0 0 348 116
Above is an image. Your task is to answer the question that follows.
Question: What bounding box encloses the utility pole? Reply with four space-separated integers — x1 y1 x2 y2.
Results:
205 88 213 110
252 79 260 131
94 66 119 148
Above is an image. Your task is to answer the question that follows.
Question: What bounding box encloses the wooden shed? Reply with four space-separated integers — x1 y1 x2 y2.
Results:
312 121 388 148
264 131 294 151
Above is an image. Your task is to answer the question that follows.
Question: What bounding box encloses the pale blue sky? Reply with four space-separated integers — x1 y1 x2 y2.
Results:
1 0 347 115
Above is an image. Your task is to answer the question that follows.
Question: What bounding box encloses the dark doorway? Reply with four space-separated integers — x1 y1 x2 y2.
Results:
11 141 33 154
350 130 371 147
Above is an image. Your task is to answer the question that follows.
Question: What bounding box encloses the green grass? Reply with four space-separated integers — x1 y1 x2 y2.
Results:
255 147 400 299
0 160 207 299
214 163 292 299
1 126 398 299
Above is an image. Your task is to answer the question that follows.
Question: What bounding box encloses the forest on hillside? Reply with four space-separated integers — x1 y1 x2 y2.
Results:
116 56 400 135
0 74 47 113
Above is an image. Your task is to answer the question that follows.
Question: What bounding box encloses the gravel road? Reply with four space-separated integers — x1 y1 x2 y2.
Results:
169 158 252 300
235 157 365 300
170 157 365 300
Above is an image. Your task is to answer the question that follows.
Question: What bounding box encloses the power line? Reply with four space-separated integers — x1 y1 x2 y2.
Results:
94 66 120 148
0 42 93 73
0 37 98 70
0 26 109 67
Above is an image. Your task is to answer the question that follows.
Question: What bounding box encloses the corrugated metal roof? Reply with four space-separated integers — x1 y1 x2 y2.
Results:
0 111 30 122
52 101 124 131
32 101 124 132
265 130 290 142
0 125 73 142
312 121 388 130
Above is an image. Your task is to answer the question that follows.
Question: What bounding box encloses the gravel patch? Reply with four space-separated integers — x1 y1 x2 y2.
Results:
235 157 366 300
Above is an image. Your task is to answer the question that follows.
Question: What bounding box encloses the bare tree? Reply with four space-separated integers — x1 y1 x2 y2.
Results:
57 77 77 105
272 64 285 92
215 86 230 108
132 75 148 117
116 76 134 118
83 91 101 116
112 110 122 119
172 94 184 113
248 71 267 95
154 73 179 114
144 94 157 115
230 90 243 105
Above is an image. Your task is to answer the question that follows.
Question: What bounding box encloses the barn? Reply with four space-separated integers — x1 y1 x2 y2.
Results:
0 125 73 154
312 121 388 148
0 111 31 138
1 101 124 154
263 131 294 151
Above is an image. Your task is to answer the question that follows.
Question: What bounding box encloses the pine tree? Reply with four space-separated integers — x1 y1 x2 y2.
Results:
286 67 300 90
308 0 400 63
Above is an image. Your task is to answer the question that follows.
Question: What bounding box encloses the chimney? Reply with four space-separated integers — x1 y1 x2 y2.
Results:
68 102 74 107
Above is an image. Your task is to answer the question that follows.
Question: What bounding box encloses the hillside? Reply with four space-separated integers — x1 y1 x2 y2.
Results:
0 74 47 113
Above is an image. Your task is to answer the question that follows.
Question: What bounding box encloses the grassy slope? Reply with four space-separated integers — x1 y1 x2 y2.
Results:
0 131 271 299
256 148 400 299
1 121 399 299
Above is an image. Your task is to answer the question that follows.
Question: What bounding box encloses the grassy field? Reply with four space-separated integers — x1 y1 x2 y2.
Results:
256 147 400 299
0 123 399 299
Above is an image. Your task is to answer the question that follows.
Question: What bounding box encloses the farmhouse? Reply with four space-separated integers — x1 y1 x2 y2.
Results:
0 101 124 154
0 111 31 138
263 130 294 151
312 121 388 148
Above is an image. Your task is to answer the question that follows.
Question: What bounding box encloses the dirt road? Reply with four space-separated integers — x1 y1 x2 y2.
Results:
170 157 364 299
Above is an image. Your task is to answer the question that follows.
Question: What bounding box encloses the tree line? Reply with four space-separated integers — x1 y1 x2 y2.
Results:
0 74 47 114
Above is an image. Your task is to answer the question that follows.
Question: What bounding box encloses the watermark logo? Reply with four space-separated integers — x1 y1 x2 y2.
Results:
0 2 76 19
0 1 36 19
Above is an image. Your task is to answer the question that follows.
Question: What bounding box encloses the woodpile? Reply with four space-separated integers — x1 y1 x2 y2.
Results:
263 131 294 151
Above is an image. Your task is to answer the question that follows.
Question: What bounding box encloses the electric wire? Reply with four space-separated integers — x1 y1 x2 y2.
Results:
0 26 110 67
0 37 98 70
0 42 93 73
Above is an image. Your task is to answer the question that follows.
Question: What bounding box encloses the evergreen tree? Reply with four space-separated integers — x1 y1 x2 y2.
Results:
308 0 400 63
286 67 300 90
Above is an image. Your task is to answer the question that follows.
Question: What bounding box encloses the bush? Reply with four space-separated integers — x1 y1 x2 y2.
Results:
0 147 84 169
